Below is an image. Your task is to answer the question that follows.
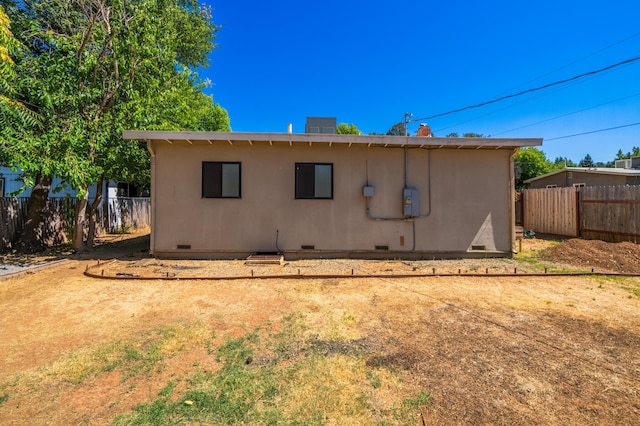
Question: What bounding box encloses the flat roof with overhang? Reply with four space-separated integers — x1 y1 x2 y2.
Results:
123 130 542 149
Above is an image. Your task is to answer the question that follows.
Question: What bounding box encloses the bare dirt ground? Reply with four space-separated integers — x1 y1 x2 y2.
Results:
0 234 639 425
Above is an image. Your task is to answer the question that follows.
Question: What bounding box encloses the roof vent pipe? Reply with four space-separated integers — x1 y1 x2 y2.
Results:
288 123 293 134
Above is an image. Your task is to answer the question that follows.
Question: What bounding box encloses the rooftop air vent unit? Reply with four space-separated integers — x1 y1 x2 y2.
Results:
632 156 640 169
305 117 337 134
615 159 632 169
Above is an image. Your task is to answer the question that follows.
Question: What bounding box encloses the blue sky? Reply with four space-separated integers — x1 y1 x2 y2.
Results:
202 0 640 164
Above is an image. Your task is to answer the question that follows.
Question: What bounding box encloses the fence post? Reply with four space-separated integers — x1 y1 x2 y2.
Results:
575 188 581 238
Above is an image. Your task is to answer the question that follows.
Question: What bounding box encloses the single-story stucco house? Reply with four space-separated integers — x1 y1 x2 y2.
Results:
123 130 541 259
524 158 640 189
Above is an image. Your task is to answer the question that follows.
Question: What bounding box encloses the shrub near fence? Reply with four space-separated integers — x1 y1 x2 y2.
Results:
0 196 150 252
522 185 640 243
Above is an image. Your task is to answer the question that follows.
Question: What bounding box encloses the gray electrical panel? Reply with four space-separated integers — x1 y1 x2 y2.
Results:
403 188 420 217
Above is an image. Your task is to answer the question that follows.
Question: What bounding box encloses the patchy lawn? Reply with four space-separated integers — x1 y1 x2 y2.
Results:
0 236 639 425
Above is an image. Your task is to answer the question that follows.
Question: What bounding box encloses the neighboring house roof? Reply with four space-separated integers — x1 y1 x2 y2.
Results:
525 167 640 183
123 130 542 149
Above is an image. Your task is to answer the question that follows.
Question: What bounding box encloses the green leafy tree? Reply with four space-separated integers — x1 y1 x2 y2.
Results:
615 147 640 160
6 0 225 252
552 156 577 169
514 147 553 189
445 132 485 138
336 122 362 135
386 122 406 136
579 154 594 167
0 5 38 148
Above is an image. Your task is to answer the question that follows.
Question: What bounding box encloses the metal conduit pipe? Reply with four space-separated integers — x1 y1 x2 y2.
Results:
146 142 157 254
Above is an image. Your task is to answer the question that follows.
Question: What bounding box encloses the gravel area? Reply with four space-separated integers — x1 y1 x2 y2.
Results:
93 255 573 279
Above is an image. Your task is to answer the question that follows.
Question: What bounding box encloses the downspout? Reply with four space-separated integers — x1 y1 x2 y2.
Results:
404 146 408 188
146 141 156 255
509 148 518 254
417 148 433 218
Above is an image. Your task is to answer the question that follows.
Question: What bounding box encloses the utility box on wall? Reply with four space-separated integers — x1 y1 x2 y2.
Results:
403 188 420 217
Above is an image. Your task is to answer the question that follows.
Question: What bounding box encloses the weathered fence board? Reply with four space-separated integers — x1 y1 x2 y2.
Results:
105 197 151 232
580 186 640 243
0 197 150 252
0 198 28 251
522 185 640 243
522 187 578 237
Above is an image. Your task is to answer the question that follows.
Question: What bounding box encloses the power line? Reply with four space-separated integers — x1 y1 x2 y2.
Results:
412 55 640 122
545 121 640 141
431 31 640 133
495 31 640 96
432 73 608 134
492 92 640 136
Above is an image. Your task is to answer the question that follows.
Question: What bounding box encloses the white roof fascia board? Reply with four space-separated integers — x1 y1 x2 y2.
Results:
122 130 542 149
525 167 640 183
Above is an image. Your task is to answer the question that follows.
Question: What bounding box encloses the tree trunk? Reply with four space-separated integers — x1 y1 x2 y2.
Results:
15 172 53 253
72 189 89 252
86 178 104 248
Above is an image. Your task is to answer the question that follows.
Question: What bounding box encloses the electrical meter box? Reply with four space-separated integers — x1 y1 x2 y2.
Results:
403 188 420 217
362 185 375 197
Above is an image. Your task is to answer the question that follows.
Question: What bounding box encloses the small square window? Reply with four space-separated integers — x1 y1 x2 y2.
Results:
202 162 241 198
573 183 585 188
295 163 333 199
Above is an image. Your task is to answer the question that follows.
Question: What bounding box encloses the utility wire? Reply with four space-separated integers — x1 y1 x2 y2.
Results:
492 92 640 136
433 73 607 134
412 55 640 122
495 31 640 96
545 121 640 141
431 31 640 133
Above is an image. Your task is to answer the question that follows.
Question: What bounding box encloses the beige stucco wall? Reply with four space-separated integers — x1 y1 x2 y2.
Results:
149 141 515 258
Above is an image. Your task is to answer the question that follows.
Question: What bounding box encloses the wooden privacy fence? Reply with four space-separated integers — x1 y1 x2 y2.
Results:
580 186 640 242
0 197 150 252
521 185 640 243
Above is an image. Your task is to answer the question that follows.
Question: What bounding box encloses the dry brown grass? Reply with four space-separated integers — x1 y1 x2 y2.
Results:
1 236 639 424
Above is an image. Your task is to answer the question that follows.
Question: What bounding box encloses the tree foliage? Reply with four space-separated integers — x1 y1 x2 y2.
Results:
578 154 594 168
445 132 485 138
386 122 406 136
616 147 640 160
552 156 577 168
5 0 228 252
514 147 553 189
0 5 38 147
336 122 362 135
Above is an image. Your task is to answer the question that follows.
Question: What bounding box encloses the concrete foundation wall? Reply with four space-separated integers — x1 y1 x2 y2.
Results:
150 142 515 258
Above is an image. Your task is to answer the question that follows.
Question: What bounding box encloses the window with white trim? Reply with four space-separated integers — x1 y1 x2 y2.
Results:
295 163 333 199
573 183 585 188
202 162 241 198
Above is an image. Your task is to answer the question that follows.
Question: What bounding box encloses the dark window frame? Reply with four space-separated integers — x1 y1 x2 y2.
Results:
295 162 333 199
0 177 4 197
202 161 241 198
